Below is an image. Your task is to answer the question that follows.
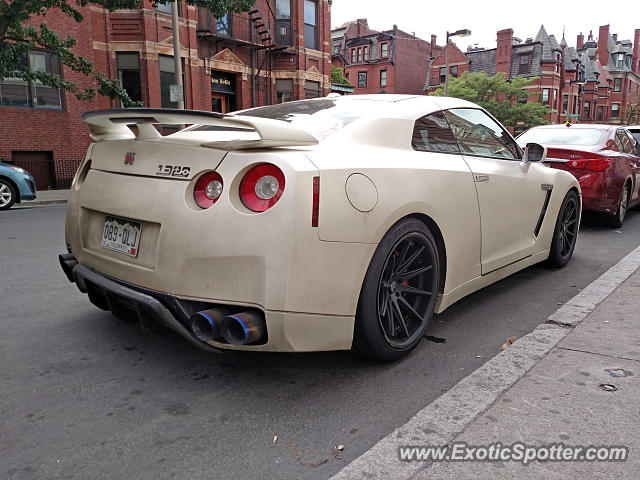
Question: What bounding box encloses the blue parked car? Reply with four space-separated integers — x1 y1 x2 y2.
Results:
0 162 37 210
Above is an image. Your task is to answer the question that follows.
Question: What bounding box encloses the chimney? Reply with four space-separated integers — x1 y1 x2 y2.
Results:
356 18 367 36
598 24 610 66
496 28 514 77
577 32 584 49
588 30 593 41
431 34 437 56
633 29 640 74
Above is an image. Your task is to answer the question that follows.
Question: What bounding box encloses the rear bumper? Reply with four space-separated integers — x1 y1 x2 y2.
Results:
63 259 355 353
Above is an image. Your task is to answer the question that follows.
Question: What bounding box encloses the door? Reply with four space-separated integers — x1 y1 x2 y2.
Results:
12 151 55 190
212 93 230 113
617 129 640 203
443 108 549 274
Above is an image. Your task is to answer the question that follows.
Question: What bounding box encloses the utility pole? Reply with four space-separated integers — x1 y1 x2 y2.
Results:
171 0 184 109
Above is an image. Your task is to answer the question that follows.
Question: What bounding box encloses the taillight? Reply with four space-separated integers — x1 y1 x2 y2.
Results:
585 158 613 172
239 163 285 212
194 171 223 209
312 176 320 227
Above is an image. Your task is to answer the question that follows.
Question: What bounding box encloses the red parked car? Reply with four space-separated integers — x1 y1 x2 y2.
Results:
517 124 640 227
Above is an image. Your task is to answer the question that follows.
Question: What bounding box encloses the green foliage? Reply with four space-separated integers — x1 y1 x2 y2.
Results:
0 0 254 106
429 72 552 131
330 65 350 85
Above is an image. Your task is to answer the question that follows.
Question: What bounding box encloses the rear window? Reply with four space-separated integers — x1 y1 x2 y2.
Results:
628 129 640 144
517 128 607 146
236 98 379 141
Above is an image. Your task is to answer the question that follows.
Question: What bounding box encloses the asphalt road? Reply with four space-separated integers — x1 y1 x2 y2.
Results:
2 204 640 480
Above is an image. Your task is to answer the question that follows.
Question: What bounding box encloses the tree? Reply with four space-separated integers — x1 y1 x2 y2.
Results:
331 65 350 85
429 72 552 132
0 0 254 106
621 88 640 125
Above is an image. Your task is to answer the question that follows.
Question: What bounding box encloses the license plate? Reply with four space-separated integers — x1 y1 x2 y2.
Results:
101 215 142 257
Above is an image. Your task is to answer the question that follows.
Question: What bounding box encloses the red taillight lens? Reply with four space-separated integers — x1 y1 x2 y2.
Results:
585 158 613 172
312 176 319 227
239 164 285 212
194 171 223 209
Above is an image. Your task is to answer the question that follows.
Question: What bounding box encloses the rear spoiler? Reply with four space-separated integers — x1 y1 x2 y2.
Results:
81 108 319 149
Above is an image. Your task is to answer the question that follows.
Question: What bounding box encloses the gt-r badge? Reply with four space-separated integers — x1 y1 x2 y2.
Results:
124 152 135 165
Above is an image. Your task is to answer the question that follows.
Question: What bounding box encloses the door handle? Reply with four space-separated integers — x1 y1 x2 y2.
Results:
474 174 489 183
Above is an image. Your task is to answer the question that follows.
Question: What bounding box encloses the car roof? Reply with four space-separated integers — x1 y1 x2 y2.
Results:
528 123 613 130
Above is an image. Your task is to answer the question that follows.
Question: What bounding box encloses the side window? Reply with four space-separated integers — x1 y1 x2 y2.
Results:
411 111 460 154
443 108 520 160
616 130 634 154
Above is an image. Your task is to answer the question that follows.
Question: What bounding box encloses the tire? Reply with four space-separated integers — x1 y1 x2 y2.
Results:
353 218 440 361
547 190 579 268
605 183 630 228
0 179 16 211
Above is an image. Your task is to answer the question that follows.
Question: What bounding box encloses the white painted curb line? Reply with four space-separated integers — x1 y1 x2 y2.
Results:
332 244 640 480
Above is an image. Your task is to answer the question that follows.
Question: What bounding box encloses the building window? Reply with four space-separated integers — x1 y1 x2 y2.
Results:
276 79 293 103
357 47 362 62
0 51 64 110
616 54 624 68
612 103 620 118
614 78 622 92
351 48 356 63
156 1 179 15
275 0 292 45
519 54 531 74
562 95 568 114
304 80 320 99
215 14 232 36
380 69 387 87
542 88 549 105
584 101 590 118
596 106 604 121
439 67 446 84
358 71 367 88
517 92 528 104
159 54 185 108
303 0 317 50
572 96 577 114
450 65 458 78
116 52 142 104
333 45 341 55
380 42 389 58
363 46 369 62
554 88 559 110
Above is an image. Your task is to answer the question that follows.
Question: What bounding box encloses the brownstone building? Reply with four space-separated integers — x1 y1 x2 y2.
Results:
0 0 331 189
425 24 640 126
332 19 441 95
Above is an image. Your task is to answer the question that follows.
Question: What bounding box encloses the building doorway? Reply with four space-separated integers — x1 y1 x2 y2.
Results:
211 70 236 113
212 93 231 113
11 151 55 190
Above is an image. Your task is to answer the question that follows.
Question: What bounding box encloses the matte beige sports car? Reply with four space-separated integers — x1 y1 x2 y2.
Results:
60 95 581 360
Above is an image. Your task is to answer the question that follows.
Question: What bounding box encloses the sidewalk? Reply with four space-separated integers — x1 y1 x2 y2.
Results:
335 246 640 479
20 189 70 207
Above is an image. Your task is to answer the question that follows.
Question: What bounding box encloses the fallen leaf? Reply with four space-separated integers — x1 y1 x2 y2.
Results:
501 336 517 350
273 435 278 444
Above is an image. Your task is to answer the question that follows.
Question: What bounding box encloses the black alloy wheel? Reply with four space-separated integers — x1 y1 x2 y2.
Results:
354 219 440 361
548 190 579 267
606 183 630 228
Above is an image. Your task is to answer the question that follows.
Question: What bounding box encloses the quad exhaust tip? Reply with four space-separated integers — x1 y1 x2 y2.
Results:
220 311 266 346
190 308 266 345
59 253 78 283
189 307 230 342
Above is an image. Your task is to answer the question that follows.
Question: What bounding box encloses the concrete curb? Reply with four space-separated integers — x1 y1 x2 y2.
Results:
332 244 640 480
19 199 68 207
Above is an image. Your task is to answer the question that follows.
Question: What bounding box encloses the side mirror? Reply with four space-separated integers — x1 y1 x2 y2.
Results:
523 142 547 163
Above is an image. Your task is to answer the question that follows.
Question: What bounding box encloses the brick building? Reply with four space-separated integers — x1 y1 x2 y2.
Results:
425 24 640 126
0 0 331 189
332 19 441 95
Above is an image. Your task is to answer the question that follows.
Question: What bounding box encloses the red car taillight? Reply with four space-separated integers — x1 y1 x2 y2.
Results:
312 176 320 227
239 164 285 212
194 171 223 209
585 158 613 172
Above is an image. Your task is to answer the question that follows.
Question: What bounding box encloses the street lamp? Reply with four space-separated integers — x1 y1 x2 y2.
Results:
445 28 471 96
